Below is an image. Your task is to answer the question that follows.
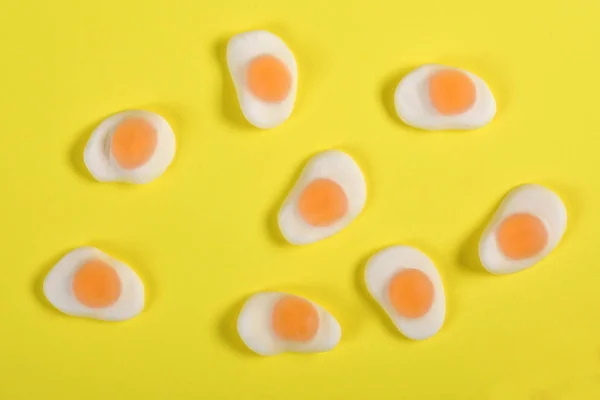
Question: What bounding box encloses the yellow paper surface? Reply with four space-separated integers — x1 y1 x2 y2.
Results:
1 1 599 398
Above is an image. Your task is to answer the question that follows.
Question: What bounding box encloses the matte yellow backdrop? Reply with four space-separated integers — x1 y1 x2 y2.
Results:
1 0 599 399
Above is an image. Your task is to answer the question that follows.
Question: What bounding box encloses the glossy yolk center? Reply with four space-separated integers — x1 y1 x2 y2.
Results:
272 296 320 342
297 179 348 227
246 55 292 103
388 269 434 319
496 213 548 260
428 69 476 115
72 260 122 308
110 117 158 169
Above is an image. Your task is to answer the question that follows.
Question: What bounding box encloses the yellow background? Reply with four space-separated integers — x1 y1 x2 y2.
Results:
1 0 599 399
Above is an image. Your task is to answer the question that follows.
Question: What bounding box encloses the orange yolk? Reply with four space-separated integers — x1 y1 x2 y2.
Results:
110 118 158 169
246 55 292 103
388 269 434 319
428 69 476 115
272 296 319 342
496 213 548 260
72 260 122 308
297 179 348 227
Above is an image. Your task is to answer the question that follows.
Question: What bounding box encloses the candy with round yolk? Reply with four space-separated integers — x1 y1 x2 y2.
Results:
43 247 145 321
278 150 366 245
479 184 567 274
84 110 176 184
394 64 496 130
237 292 341 356
365 246 446 340
227 30 298 129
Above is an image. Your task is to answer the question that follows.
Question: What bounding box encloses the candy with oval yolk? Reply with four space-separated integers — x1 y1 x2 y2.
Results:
388 269 434 319
271 296 320 342
110 118 158 170
246 55 292 103
496 213 549 260
297 178 349 227
428 69 477 115
71 260 122 309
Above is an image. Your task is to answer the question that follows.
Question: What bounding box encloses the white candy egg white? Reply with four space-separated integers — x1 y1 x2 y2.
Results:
43 247 145 321
237 292 341 356
364 246 446 340
227 30 297 129
394 64 496 130
278 150 367 245
84 110 176 184
479 184 567 274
